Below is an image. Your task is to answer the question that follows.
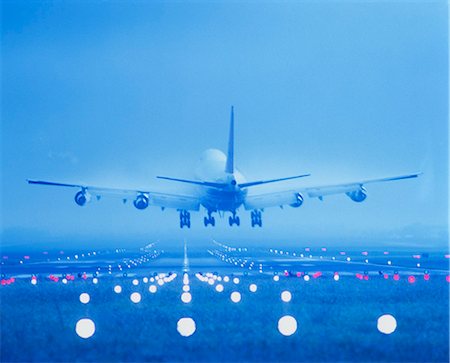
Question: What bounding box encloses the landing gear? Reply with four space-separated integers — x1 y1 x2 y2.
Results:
179 210 191 228
251 210 262 227
204 211 216 227
228 211 240 226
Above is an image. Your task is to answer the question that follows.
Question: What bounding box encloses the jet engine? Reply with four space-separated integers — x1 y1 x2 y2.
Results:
74 190 91 206
289 193 304 208
133 194 149 210
346 187 367 202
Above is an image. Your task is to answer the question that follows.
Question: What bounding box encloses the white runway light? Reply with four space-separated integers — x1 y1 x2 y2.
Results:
183 285 190 292
130 292 141 303
92 278 98 284
79 293 90 304
114 285 122 294
281 291 292 302
249 284 257 292
230 291 241 303
149 285 157 293
132 279 139 286
215 284 224 292
278 315 297 336
377 314 397 334
177 317 196 337
181 292 192 303
75 318 96 339
303 275 310 282
233 277 240 284
273 275 280 282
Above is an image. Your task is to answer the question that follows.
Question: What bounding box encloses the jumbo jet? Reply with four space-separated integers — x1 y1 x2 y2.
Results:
28 107 421 228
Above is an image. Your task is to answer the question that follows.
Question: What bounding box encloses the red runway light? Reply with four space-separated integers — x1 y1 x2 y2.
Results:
383 251 389 255
383 274 389 279
363 275 369 280
424 274 430 281
296 272 302 278
340 252 346 255
313 272 322 279
444 254 450 259
321 247 327 252
412 255 421 259
24 256 30 260
393 274 400 281
446 275 450 283
305 247 310 252
355 273 363 280
408 276 416 283
1 279 6 285
361 251 368 256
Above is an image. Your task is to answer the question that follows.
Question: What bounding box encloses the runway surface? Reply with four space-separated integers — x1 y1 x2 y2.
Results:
1 240 449 362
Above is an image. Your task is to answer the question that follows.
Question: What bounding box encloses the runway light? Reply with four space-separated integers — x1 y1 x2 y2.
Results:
346 257 351 262
230 291 241 303
356 273 363 280
208 278 215 285
303 275 310 282
149 285 157 293
281 291 292 302
387 260 392 265
62 278 68 284
92 278 98 284
393 273 400 281
249 284 257 292
130 292 141 303
273 275 280 282
278 315 297 336
408 276 416 283
313 272 322 279
215 284 224 292
157 279 164 286
79 293 90 304
75 318 96 339
446 275 450 283
383 274 389 279
177 317 196 337
333 273 340 281
31 278 37 285
143 277 149 283
114 285 122 294
377 314 397 334
233 277 240 284
183 285 190 292
223 276 230 283
132 279 139 286
181 292 192 303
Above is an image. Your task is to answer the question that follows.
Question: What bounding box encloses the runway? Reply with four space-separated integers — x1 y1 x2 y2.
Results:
1 240 449 362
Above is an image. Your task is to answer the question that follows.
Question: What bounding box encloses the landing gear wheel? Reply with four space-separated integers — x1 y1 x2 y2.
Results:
204 217 208 227
228 216 233 226
236 216 240 226
211 217 216 226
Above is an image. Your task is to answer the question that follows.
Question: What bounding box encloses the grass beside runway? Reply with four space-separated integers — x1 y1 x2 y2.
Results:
1 273 449 362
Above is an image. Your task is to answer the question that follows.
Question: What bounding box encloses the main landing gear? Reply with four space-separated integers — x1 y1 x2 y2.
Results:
251 210 262 227
179 210 191 228
204 211 216 227
228 211 240 226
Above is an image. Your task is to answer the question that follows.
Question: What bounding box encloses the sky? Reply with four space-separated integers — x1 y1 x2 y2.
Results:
1 0 448 250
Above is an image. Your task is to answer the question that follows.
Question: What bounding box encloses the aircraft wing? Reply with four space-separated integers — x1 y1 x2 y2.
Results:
243 172 422 210
27 180 201 211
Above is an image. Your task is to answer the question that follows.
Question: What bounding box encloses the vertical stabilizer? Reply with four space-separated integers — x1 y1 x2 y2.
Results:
225 106 234 174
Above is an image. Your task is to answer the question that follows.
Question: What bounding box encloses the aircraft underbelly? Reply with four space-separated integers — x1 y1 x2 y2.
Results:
200 188 247 211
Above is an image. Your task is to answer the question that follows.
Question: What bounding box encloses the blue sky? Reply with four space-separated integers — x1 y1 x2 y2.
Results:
1 0 448 249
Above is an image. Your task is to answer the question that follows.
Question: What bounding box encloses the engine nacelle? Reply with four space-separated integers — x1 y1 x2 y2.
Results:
346 187 367 202
74 190 91 206
289 193 304 208
134 194 149 210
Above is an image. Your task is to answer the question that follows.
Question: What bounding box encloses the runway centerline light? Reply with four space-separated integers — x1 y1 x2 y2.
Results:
249 284 257 292
177 317 196 337
273 275 280 282
149 285 157 293
281 291 292 302
377 314 397 334
278 315 297 336
132 279 139 286
130 292 141 303
303 275 310 282
79 293 90 304
233 277 240 284
181 292 192 303
75 318 95 339
215 284 224 292
114 285 122 294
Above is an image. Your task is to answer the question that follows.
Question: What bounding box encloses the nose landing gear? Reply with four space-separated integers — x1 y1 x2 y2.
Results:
179 210 191 228
251 210 262 227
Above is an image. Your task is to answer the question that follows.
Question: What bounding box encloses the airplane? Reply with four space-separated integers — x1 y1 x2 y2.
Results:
28 107 421 228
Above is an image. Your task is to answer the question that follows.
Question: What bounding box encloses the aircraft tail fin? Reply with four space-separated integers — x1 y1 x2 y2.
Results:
225 106 234 174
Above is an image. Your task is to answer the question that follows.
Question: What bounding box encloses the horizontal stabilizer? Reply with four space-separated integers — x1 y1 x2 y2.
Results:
238 174 311 188
156 176 227 189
